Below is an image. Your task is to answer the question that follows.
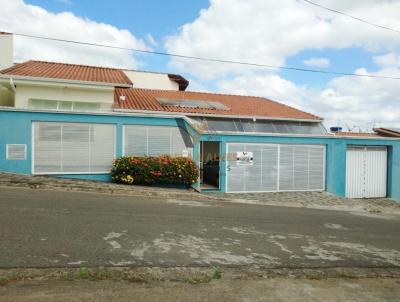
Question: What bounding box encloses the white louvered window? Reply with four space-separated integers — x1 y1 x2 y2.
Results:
124 125 193 157
6 144 27 160
33 122 115 174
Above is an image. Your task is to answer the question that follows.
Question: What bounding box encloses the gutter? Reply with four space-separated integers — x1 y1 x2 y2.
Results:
0 74 132 88
113 108 323 123
195 130 400 140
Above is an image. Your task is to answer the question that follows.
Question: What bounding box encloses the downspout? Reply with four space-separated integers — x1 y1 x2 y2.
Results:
9 77 16 93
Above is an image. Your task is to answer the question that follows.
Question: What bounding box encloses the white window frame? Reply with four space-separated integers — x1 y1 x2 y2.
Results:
225 143 326 193
31 121 116 175
6 144 27 160
28 99 101 112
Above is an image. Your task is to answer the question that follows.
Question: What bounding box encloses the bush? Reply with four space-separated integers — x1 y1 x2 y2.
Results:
111 155 199 186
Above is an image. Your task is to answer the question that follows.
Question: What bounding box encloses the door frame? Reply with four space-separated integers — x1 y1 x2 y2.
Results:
200 141 221 190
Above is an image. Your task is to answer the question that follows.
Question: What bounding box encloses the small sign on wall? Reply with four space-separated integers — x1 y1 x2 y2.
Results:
181 150 189 158
236 151 253 166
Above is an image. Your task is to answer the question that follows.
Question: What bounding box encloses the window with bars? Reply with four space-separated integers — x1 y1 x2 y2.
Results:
33 122 115 174
124 125 193 157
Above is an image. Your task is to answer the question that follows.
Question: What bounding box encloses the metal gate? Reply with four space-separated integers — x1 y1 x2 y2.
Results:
226 143 325 193
346 146 387 198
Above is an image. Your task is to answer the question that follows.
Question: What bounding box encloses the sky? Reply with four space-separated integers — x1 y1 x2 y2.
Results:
1 0 400 130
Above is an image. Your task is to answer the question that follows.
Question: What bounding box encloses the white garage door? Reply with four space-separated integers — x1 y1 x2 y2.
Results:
346 146 387 198
226 143 325 193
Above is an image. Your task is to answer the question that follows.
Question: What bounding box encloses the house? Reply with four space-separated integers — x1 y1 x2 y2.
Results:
0 32 399 201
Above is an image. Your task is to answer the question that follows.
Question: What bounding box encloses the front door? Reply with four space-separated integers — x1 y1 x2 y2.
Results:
200 141 220 189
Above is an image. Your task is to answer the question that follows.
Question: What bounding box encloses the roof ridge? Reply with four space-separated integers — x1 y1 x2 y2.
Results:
122 87 322 120
0 60 133 85
27 60 123 71
12 60 187 81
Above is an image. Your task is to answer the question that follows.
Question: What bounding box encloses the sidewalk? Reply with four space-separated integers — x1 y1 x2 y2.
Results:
1 173 399 215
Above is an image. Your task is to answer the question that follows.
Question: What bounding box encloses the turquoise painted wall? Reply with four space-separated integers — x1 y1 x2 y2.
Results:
0 109 187 180
0 109 399 201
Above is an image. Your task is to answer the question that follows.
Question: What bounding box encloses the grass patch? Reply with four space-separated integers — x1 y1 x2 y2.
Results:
0 267 224 285
78 267 89 279
212 266 222 280
185 267 223 284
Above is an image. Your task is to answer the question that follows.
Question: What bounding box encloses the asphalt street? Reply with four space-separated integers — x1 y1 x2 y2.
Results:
0 187 399 269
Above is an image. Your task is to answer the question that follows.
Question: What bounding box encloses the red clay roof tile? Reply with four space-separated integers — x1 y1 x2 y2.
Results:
0 60 132 86
114 88 321 120
373 128 400 137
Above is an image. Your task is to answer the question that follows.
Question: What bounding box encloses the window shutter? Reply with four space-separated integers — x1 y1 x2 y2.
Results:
62 124 90 172
34 123 63 173
171 127 192 157
124 125 193 157
90 124 115 172
148 126 172 156
33 122 115 174
124 126 147 156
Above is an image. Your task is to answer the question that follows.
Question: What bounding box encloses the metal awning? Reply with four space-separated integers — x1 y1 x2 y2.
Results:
187 117 327 135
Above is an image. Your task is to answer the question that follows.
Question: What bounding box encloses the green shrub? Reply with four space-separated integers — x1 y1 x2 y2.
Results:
111 155 199 186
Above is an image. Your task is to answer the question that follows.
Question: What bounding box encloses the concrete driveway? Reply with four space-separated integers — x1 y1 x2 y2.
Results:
0 187 399 269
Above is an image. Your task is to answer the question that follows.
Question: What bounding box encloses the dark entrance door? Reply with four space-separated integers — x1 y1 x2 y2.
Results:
200 141 220 189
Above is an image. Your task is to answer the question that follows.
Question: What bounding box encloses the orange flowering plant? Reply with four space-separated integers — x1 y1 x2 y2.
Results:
111 155 199 186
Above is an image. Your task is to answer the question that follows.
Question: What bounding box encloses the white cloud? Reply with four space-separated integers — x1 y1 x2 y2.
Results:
0 0 149 69
373 53 400 68
165 0 400 79
165 0 400 129
303 57 330 68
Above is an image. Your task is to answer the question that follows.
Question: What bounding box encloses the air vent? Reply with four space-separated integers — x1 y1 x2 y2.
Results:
6 144 27 160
